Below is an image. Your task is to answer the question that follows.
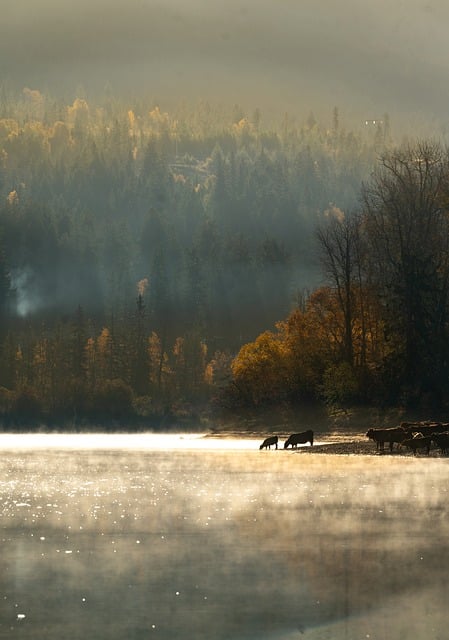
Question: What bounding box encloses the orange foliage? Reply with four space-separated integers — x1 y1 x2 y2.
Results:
231 285 387 404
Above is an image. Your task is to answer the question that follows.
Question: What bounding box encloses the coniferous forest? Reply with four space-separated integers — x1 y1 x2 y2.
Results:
0 88 446 429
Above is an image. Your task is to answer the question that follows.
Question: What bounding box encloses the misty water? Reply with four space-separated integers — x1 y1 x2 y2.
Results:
1 433 448 640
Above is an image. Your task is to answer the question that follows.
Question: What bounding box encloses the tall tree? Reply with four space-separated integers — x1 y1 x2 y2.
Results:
316 208 362 367
362 141 449 403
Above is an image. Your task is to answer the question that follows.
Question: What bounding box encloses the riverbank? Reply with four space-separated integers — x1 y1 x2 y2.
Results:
298 440 376 455
297 439 447 456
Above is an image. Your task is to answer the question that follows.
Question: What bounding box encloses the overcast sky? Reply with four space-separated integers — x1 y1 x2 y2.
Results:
1 0 449 128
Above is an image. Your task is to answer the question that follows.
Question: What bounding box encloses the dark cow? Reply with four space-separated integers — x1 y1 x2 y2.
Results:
401 436 432 456
431 432 449 455
366 427 407 452
401 422 447 437
259 435 278 450
284 430 314 449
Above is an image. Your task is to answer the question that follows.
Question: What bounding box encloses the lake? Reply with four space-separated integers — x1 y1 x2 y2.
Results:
0 433 448 640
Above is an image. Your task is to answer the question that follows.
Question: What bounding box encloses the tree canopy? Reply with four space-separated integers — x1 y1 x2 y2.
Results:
2 88 433 425
232 141 449 412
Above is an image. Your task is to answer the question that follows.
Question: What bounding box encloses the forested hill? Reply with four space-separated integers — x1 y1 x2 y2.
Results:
0 94 388 341
0 90 392 424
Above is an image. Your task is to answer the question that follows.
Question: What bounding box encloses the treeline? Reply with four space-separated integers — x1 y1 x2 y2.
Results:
0 303 218 427
231 141 449 413
0 88 392 425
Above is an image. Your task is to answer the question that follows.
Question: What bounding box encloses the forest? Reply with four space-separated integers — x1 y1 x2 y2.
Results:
0 87 439 429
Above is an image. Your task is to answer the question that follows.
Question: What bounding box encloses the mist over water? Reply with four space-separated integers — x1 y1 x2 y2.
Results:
1 434 448 639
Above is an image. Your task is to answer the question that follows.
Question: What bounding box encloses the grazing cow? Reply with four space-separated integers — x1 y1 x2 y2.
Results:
366 427 407 452
401 436 432 456
431 432 449 455
284 430 314 449
259 435 278 450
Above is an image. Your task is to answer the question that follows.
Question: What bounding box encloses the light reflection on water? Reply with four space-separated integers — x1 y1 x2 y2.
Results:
0 434 448 639
0 432 342 452
0 432 257 451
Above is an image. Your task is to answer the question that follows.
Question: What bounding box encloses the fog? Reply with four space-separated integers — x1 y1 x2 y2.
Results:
2 0 449 127
1 437 449 639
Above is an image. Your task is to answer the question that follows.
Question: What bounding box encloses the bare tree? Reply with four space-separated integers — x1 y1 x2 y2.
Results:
361 140 449 401
316 207 362 367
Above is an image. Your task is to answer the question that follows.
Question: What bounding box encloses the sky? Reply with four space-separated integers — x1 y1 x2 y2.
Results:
1 0 449 129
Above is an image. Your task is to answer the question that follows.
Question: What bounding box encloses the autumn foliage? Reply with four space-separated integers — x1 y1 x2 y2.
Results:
232 142 449 411
0 90 446 423
231 286 384 407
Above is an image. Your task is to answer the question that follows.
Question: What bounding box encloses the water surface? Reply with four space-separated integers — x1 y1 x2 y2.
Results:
0 433 447 639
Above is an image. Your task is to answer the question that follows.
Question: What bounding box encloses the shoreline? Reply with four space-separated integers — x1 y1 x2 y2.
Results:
296 440 446 456
296 440 379 455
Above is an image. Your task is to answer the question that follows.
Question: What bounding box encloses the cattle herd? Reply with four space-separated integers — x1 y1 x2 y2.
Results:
365 421 449 455
259 422 449 455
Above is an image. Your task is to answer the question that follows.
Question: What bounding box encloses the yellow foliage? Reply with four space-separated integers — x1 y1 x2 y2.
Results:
33 340 47 367
23 88 44 104
173 336 185 361
0 119 19 141
232 118 252 136
149 106 168 123
50 121 72 146
148 332 170 387
127 110 137 136
128 110 135 128
148 332 161 360
148 106 170 137
282 288 346 389
97 328 112 354
6 130 18 143
205 351 233 387
204 362 214 385
7 190 18 206
67 98 89 127
70 98 89 113
232 331 289 404
230 285 383 404
137 278 149 296
23 121 49 151
85 337 95 359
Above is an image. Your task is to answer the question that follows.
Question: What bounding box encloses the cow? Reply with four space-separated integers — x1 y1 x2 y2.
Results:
401 422 447 437
284 430 314 449
366 427 407 452
431 432 449 455
259 435 278 450
401 436 432 456
408 424 446 437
